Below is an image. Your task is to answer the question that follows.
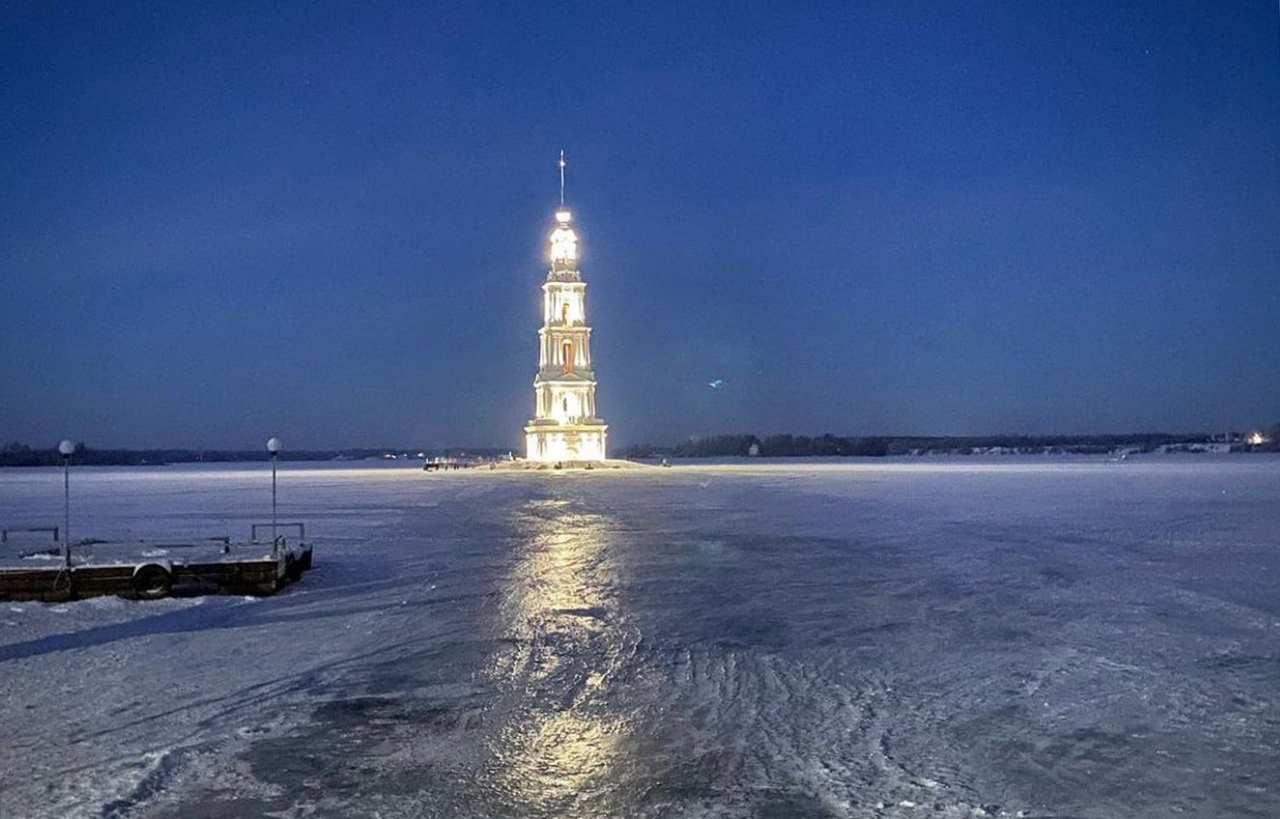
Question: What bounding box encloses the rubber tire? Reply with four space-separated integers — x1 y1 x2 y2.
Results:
132 564 173 599
285 554 302 582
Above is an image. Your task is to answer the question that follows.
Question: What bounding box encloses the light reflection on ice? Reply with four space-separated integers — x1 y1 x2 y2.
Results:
485 496 635 814
492 711 628 813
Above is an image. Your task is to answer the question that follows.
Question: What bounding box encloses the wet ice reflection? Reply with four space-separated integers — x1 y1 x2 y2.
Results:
499 499 615 646
491 711 628 814
485 495 637 814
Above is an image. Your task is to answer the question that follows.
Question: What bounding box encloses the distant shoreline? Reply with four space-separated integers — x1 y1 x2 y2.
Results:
1 430 1274 467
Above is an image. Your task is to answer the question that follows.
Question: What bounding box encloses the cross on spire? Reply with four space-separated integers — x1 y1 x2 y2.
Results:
559 149 566 205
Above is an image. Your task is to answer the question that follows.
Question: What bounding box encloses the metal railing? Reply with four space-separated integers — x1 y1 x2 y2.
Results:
250 522 306 554
2 526 60 544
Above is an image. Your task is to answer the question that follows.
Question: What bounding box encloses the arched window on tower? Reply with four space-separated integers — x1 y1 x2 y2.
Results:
561 393 581 422
561 302 570 324
563 340 574 372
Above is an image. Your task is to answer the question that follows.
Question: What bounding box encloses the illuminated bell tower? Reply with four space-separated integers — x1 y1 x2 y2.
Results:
524 152 608 462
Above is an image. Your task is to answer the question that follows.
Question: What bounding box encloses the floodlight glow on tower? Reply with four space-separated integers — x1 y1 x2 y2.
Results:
524 151 608 462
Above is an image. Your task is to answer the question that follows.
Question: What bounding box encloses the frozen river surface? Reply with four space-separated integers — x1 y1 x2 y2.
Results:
0 458 1277 818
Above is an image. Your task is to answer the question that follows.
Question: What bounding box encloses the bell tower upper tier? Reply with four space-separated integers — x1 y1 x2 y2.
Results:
548 207 580 281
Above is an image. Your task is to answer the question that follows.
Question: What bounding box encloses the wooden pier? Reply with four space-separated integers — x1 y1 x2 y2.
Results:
0 524 313 603
423 458 467 471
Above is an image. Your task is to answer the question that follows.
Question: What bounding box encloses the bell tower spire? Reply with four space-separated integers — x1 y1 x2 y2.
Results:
559 149 566 206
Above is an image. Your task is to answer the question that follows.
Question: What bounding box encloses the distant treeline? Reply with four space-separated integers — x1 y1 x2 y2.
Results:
621 428 1280 459
0 442 513 467
5 429 1277 466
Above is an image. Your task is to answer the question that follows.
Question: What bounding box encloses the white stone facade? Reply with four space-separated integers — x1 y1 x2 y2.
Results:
524 206 608 461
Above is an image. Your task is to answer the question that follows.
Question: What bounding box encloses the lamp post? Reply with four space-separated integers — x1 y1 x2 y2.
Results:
267 437 281 550
58 439 75 569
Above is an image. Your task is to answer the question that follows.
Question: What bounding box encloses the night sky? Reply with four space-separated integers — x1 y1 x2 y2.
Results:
2 2 1278 450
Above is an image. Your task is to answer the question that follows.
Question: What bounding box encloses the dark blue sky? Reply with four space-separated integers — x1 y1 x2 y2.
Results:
2 1 1278 449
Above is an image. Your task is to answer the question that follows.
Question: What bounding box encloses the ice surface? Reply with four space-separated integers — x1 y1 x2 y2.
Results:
0 457 1277 818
